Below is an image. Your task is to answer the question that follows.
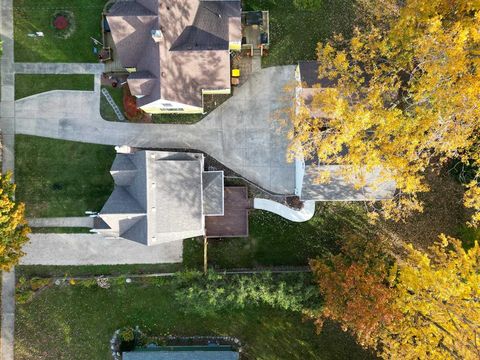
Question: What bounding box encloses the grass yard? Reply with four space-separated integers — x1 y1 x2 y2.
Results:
184 203 371 269
15 135 115 218
15 280 374 360
99 85 124 121
244 0 355 66
30 227 91 234
16 263 182 279
15 74 94 100
14 0 106 62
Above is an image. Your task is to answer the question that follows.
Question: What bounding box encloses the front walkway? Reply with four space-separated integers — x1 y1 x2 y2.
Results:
27 217 94 228
20 234 183 265
14 62 104 74
15 66 297 194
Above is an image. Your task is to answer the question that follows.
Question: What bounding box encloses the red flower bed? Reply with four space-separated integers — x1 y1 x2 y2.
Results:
53 16 69 30
123 86 141 118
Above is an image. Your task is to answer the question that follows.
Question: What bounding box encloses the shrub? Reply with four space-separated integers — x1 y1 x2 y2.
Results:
173 271 319 316
29 277 51 291
78 278 97 288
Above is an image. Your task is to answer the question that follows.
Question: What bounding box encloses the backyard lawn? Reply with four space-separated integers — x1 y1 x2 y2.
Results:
15 135 115 218
15 279 375 360
184 203 372 269
14 0 106 62
15 74 94 100
244 0 355 66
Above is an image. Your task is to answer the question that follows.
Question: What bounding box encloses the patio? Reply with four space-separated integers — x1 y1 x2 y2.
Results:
205 187 250 238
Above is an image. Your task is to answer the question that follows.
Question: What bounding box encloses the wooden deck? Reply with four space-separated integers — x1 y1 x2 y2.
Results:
205 187 250 238
103 32 126 73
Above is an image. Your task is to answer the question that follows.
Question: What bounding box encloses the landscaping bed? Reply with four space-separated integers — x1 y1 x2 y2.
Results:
14 0 106 62
15 135 115 218
15 276 374 360
151 94 230 124
15 74 94 100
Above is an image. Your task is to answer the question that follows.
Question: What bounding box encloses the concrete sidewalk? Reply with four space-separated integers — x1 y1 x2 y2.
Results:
15 62 105 74
1 270 15 360
20 234 183 265
1 0 16 359
28 217 94 228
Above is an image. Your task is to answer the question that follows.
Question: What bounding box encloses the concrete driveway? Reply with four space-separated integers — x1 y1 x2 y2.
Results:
20 234 182 265
15 66 296 194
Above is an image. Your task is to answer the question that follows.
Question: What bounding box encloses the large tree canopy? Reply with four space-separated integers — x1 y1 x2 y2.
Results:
311 236 480 359
290 0 480 222
0 172 30 270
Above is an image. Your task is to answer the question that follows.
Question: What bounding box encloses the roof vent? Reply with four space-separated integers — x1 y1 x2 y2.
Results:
151 29 163 42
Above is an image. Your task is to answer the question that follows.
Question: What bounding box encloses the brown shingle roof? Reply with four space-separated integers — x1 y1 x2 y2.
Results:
106 0 240 109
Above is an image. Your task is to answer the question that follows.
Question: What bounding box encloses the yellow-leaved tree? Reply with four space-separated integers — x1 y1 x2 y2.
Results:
0 172 30 270
381 237 480 359
290 0 480 223
311 236 480 359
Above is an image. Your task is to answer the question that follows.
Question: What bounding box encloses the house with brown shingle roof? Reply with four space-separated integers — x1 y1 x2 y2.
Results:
106 0 241 114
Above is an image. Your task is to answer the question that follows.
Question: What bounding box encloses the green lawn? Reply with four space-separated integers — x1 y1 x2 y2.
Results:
15 74 94 100
14 0 106 62
244 0 355 66
30 227 91 234
100 86 124 121
15 135 115 218
185 203 372 269
16 264 182 279
15 280 374 360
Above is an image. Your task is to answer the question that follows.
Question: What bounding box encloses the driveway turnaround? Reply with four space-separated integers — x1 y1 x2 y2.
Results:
20 234 183 265
15 66 297 194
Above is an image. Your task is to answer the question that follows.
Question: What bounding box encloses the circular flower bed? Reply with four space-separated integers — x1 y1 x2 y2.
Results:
52 11 75 39
53 15 69 30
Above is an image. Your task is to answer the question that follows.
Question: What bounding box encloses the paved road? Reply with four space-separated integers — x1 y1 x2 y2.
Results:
15 66 297 194
20 234 183 265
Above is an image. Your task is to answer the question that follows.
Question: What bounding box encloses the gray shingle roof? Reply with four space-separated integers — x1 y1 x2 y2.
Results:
203 171 224 216
123 350 239 360
301 165 396 201
298 61 337 88
97 150 215 245
171 1 241 51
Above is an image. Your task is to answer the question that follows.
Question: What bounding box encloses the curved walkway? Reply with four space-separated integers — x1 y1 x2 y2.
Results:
15 66 297 194
253 198 316 222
